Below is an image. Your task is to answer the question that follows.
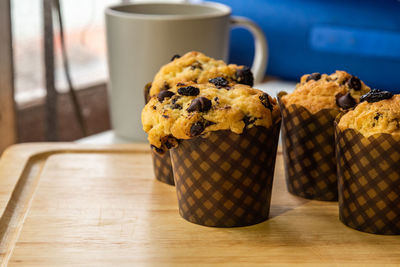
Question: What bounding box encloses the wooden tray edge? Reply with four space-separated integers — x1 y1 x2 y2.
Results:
0 142 150 264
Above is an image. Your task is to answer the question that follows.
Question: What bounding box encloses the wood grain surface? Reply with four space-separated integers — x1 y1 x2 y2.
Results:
0 143 399 266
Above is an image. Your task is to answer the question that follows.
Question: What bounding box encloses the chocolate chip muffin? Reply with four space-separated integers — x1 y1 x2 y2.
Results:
277 70 370 201
281 71 370 113
335 89 400 235
148 51 254 97
142 79 280 153
338 89 399 136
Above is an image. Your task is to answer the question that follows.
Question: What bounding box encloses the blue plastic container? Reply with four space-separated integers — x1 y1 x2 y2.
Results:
215 0 400 92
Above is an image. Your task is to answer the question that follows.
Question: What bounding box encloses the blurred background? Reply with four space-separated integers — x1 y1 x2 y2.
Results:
3 0 119 151
1 0 399 153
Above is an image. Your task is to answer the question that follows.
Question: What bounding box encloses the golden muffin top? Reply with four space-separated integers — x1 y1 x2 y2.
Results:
142 80 281 153
338 90 400 137
281 71 370 113
148 51 254 97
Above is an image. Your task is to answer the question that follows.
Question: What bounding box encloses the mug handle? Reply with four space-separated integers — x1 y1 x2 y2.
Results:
230 16 268 85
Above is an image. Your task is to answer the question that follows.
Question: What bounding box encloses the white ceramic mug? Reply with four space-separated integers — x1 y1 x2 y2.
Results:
105 2 268 141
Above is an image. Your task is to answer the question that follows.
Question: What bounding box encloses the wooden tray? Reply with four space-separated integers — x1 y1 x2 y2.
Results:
0 143 399 266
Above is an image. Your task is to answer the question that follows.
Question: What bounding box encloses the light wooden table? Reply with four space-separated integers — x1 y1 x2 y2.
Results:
0 143 399 266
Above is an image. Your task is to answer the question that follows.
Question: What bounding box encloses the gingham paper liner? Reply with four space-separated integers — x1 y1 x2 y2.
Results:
335 121 400 235
170 123 281 227
144 82 175 186
278 93 339 201
150 151 175 185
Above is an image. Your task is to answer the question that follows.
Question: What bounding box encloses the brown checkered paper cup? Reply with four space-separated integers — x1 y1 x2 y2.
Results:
335 117 400 235
278 92 339 201
170 123 281 227
144 83 175 186
150 151 175 186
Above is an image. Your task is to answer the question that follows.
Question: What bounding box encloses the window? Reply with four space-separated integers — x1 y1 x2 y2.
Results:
10 0 183 142
12 0 119 105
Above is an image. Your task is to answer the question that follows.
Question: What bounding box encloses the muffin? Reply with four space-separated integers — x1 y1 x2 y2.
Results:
142 80 281 227
148 51 254 97
278 71 371 201
145 51 255 185
335 89 400 234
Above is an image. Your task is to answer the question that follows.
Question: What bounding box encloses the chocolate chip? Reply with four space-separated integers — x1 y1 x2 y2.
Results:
347 76 362 91
166 95 182 109
204 120 216 128
243 115 256 127
178 86 200 96
306 73 321 82
171 95 181 104
259 93 273 111
374 113 382 120
187 97 212 112
171 104 182 110
360 89 393 103
336 93 356 109
176 82 185 86
165 141 173 149
209 77 228 88
162 114 169 119
190 122 204 137
171 54 180 61
190 61 203 70
162 82 170 91
157 90 175 102
214 97 219 104
160 135 177 150
151 145 164 154
235 66 254 86
152 106 156 110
